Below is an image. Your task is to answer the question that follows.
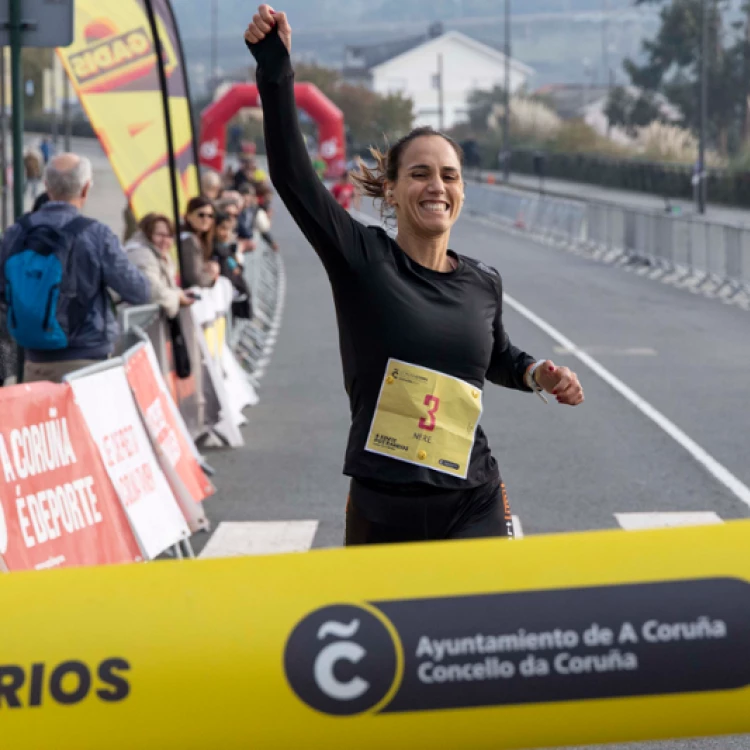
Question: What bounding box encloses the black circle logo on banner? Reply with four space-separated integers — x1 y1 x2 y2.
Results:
284 604 400 716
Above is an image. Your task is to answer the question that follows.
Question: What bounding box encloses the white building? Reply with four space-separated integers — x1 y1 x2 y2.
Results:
344 25 534 131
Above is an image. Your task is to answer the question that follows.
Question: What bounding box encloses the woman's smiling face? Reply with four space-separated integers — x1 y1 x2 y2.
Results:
388 135 464 238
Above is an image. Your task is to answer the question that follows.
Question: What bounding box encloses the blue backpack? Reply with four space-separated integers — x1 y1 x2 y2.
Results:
4 215 95 350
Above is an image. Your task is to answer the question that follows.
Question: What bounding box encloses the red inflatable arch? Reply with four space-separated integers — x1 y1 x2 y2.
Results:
199 83 346 179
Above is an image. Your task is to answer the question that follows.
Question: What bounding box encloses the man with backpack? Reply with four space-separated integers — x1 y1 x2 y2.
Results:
0 152 150 383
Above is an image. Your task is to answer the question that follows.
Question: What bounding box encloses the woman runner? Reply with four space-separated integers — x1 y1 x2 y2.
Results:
244 5 584 546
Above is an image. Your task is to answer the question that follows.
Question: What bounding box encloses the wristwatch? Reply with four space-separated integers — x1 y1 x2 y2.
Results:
526 359 549 404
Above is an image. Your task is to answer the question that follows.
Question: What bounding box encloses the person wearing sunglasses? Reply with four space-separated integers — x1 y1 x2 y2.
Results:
215 197 243 233
180 196 221 288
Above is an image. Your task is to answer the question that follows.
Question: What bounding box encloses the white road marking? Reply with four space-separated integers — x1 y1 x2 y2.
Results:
512 515 524 538
615 512 723 531
504 294 750 510
352 208 750 510
553 346 657 357
198 521 319 558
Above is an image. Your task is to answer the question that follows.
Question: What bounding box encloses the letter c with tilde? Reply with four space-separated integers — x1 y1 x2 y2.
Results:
313 619 370 701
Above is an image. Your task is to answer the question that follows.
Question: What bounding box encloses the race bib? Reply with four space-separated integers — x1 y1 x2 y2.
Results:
365 359 483 479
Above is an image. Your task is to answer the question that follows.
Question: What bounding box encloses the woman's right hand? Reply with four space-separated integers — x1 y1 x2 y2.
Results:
179 291 195 307
244 5 292 54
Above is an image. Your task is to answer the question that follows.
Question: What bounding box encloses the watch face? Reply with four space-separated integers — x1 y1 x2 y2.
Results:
530 364 543 390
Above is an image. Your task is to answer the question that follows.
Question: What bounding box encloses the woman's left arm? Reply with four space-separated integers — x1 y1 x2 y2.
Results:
486 281 584 405
485 298 536 392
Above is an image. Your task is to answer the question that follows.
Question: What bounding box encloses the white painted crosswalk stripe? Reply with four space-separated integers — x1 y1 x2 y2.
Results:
198 521 319 558
614 512 723 531
507 511 724 539
197 512 726 555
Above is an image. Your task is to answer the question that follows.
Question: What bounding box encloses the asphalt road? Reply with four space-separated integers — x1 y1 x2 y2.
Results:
198 196 750 750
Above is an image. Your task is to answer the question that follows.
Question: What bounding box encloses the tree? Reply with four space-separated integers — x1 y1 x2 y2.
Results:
604 86 663 135
371 92 415 142
293 62 340 98
604 86 631 129
738 1 750 144
466 85 505 132
289 61 414 147
622 0 746 155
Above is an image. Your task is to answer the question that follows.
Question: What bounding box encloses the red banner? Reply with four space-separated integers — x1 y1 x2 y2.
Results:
126 347 214 504
0 383 142 571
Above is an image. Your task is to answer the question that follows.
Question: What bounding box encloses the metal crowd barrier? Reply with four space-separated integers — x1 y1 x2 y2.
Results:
231 243 286 387
112 242 284 441
465 182 750 302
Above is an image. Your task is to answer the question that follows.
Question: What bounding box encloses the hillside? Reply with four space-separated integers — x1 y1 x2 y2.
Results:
172 0 657 95
171 0 637 34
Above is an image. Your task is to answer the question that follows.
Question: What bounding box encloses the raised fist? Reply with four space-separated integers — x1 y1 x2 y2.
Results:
244 4 292 54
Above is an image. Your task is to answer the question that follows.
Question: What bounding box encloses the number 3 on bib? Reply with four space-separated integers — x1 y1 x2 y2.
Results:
418 395 440 432
365 358 483 478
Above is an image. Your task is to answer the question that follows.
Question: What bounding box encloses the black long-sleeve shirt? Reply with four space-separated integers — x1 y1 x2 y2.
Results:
249 31 536 489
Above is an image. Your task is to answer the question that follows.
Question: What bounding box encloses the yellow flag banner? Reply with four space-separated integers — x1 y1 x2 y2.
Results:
57 0 199 229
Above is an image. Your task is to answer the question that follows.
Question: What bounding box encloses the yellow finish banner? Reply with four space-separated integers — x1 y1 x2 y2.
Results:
2 521 750 749
57 0 199 225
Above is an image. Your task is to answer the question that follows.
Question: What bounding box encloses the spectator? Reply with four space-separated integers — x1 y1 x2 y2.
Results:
311 152 326 180
213 212 252 319
0 152 150 383
461 138 481 179
237 184 279 253
213 212 237 266
331 170 357 210
215 197 242 230
236 184 258 252
228 124 243 155
218 188 244 211
255 181 274 218
125 213 195 319
200 169 223 201
23 148 43 200
217 193 255 258
39 137 54 165
0 176 49 385
232 154 268 191
223 164 236 189
180 196 221 288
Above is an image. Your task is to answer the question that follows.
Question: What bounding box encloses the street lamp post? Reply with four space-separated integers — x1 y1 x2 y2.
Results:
502 0 511 183
0 48 7 232
437 53 444 131
210 0 218 91
698 0 708 214
63 62 71 152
